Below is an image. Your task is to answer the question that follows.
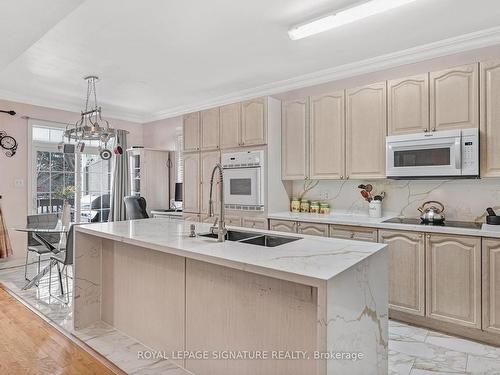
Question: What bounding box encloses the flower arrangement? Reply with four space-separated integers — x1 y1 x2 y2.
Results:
357 184 385 202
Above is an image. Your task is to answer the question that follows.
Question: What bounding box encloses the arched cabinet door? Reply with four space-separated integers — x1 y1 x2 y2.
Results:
430 63 479 131
482 238 500 334
281 98 308 180
379 230 425 316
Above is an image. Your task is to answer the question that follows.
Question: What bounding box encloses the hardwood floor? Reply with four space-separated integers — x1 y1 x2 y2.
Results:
0 285 124 375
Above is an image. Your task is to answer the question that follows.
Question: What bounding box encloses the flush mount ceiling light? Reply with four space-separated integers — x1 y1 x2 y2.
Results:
288 0 418 40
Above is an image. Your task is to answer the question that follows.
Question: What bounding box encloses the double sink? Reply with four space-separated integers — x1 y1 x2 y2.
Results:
199 230 301 247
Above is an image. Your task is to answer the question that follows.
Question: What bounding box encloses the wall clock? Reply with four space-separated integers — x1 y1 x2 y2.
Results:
0 131 18 157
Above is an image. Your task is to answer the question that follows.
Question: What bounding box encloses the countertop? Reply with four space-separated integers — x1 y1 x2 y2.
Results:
268 211 500 239
76 218 386 284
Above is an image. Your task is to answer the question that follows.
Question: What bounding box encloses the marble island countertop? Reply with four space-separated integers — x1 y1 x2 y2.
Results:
268 211 500 239
76 218 386 285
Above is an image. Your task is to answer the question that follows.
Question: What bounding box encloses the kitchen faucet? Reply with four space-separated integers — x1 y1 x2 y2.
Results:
208 163 226 242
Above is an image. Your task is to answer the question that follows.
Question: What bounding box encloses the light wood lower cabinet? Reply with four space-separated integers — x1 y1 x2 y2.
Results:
183 213 200 222
426 233 481 329
242 217 268 230
379 230 425 316
329 225 378 242
296 222 328 237
269 219 296 234
483 238 500 334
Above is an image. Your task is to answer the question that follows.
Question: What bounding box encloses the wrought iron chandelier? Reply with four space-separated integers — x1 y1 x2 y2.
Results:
64 76 116 144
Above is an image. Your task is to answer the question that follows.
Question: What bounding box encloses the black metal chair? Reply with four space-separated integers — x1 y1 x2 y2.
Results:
123 196 149 219
48 224 75 304
25 214 60 283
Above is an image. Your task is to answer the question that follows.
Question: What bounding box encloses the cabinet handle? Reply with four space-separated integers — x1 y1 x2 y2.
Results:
432 128 436 132
346 176 350 180
423 128 428 132
297 222 301 227
427 234 431 238
340 175 344 180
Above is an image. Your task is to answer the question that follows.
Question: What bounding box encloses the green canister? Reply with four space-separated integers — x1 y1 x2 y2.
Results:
310 201 320 214
300 199 310 213
319 203 330 215
291 198 301 213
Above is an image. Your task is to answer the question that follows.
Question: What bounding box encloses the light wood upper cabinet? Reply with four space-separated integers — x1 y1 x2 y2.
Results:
282 98 308 180
480 60 500 177
430 63 479 131
309 92 345 179
297 222 328 237
269 219 296 234
200 151 221 214
426 233 481 328
241 98 266 146
379 230 425 316
200 108 220 151
182 152 201 213
388 74 429 135
345 82 387 179
220 103 241 149
183 112 200 152
483 238 500 335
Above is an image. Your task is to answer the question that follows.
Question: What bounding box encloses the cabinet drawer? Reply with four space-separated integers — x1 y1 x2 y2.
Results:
242 217 268 230
297 222 328 237
329 225 378 242
183 213 200 222
269 220 296 234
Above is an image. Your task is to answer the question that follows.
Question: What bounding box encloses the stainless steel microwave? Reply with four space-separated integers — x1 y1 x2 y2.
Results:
386 128 479 178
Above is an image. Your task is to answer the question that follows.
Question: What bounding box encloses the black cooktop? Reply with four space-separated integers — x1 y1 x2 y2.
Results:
383 217 482 230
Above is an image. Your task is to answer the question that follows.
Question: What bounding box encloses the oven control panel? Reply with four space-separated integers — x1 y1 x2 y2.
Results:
222 150 264 168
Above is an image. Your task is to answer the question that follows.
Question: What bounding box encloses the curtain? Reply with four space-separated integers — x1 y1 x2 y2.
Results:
0 205 12 258
108 130 130 222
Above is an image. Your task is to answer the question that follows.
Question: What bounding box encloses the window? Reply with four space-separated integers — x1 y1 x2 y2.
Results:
29 120 112 223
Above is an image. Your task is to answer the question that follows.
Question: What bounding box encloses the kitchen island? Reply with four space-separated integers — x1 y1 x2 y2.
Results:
73 218 388 375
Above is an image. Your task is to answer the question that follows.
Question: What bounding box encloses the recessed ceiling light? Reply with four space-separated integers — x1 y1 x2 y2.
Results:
288 0 418 40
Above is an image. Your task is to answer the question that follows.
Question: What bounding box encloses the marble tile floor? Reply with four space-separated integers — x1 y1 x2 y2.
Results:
1 265 500 375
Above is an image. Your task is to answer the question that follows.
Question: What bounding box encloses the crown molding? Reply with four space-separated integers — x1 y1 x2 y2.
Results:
145 26 500 122
0 88 147 124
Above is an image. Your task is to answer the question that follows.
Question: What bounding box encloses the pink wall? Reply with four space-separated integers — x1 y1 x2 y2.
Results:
142 116 182 150
0 98 143 267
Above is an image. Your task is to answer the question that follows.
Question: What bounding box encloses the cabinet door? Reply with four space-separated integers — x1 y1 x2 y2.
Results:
183 112 200 152
426 234 481 328
182 153 200 213
345 83 387 179
309 92 345 179
200 151 221 214
379 230 425 316
297 222 328 237
329 225 378 242
200 108 220 151
388 74 429 135
430 64 479 131
220 103 241 149
480 60 500 177
241 98 266 146
242 217 268 230
269 219 296 233
482 238 500 334
183 213 200 222
282 98 308 180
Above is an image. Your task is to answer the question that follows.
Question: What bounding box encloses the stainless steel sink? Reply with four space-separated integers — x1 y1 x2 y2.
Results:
240 234 300 247
198 230 301 247
198 230 258 242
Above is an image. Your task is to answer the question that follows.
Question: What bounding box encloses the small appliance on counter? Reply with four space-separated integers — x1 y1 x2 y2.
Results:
486 207 500 225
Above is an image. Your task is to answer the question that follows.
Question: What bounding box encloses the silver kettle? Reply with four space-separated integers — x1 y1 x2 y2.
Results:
418 201 445 223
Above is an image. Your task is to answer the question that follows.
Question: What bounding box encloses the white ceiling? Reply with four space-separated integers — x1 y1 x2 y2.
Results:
1 0 500 123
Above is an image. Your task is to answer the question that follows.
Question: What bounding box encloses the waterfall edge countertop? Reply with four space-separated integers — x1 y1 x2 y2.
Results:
76 218 386 284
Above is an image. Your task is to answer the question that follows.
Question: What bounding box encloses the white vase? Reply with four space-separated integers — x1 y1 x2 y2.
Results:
368 200 382 218
61 200 71 228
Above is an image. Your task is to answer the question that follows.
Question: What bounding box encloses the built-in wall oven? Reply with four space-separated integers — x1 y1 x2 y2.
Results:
386 128 479 178
222 150 264 211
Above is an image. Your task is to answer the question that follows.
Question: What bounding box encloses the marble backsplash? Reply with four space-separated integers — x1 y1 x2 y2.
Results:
291 178 500 223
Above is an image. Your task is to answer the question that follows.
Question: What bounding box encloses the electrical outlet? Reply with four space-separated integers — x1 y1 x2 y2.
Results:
320 191 330 200
14 179 24 188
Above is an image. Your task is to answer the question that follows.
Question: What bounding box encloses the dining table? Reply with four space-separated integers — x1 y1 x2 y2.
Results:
13 224 71 290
